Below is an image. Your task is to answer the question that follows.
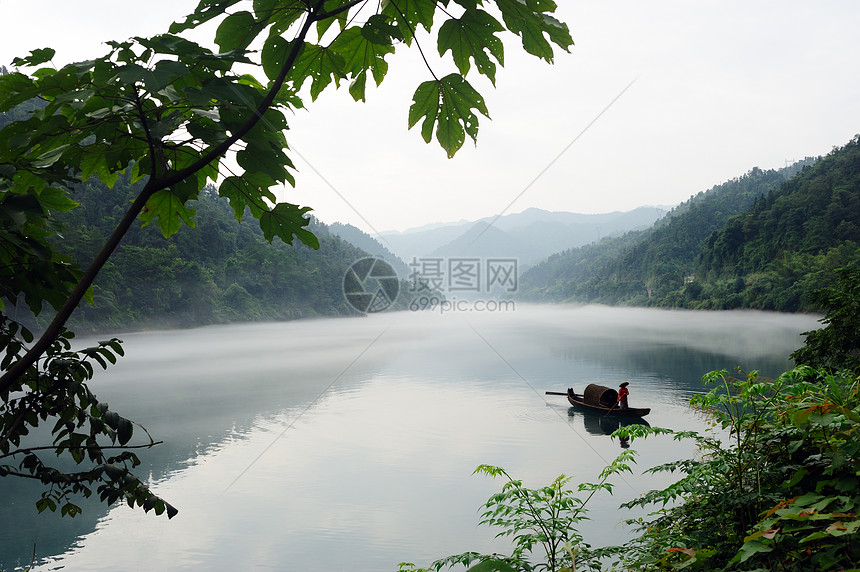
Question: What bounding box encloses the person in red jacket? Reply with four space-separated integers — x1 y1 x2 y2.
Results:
617 382 630 409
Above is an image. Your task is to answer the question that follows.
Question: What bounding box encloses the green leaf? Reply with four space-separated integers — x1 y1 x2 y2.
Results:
61 503 81 518
81 152 120 188
114 63 149 84
361 14 404 46
237 143 294 186
139 189 196 237
408 73 489 157
12 47 56 67
784 467 808 487
215 10 259 52
466 559 518 572
36 497 56 513
0 72 41 112
117 418 133 446
261 34 294 81
734 538 772 563
144 60 190 93
409 80 440 144
438 10 505 84
329 27 395 102
219 176 257 220
495 0 573 62
253 0 278 18
31 144 70 169
258 202 318 247
287 43 346 100
37 187 78 213
316 1 350 37
170 0 243 33
381 0 435 44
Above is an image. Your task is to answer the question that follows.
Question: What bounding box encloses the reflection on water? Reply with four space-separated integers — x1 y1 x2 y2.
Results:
568 408 652 437
0 305 819 571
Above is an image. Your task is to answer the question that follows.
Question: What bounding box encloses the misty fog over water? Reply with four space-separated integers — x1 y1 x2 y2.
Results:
2 305 820 571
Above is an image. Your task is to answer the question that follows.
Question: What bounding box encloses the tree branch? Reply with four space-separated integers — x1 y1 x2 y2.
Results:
315 0 366 20
0 0 328 394
1 441 164 460
386 0 438 81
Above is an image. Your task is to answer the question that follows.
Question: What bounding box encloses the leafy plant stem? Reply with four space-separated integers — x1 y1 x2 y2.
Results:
387 0 439 81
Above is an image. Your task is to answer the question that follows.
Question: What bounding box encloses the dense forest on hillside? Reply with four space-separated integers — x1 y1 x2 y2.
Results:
520 138 860 312
520 161 809 303
329 222 409 276
691 136 860 311
11 171 398 332
0 89 413 332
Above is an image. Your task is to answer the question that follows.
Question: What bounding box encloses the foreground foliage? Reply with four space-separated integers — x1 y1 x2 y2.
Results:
0 315 175 519
613 367 859 571
791 263 860 373
0 0 572 518
398 453 636 572
402 367 859 571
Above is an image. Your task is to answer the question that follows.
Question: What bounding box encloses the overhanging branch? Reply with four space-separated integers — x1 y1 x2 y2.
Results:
0 0 328 393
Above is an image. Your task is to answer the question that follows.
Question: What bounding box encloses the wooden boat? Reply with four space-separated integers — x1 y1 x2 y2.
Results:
566 386 650 418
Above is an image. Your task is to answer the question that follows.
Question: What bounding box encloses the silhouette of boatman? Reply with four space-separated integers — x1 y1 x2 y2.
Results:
617 382 630 410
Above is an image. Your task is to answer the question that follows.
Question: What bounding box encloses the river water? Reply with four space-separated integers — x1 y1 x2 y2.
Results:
1 305 819 571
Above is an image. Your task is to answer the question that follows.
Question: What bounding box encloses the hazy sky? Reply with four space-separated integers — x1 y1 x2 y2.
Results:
2 1 859 233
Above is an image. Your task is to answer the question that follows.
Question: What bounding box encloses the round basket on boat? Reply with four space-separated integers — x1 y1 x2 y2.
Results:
583 383 618 407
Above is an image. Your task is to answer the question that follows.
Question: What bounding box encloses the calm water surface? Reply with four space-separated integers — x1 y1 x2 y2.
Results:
2 305 820 571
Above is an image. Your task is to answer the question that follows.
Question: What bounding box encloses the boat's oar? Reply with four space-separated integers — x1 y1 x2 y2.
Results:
545 391 568 396
604 400 619 417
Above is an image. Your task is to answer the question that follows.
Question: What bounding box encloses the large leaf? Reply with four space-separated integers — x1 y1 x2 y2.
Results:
261 34 294 81
218 175 269 219
361 14 404 46
236 142 294 186
381 0 435 44
437 9 505 84
139 188 196 237
11 47 56 67
259 202 318 247
170 0 243 33
408 73 489 158
37 187 78 213
330 27 395 101
214 10 261 52
315 0 351 37
286 43 346 100
495 0 573 62
0 72 41 111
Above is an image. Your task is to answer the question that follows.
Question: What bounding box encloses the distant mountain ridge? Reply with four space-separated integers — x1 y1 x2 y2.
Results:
519 137 860 313
376 206 669 267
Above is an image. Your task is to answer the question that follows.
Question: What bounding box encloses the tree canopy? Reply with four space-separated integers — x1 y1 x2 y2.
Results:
0 0 572 518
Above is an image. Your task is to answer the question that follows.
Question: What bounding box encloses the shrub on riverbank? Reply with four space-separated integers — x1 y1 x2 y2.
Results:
401 366 859 571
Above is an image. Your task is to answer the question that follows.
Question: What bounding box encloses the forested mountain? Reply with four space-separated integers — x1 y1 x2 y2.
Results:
518 145 843 310
691 135 860 311
518 224 657 301
16 172 395 333
328 222 408 276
